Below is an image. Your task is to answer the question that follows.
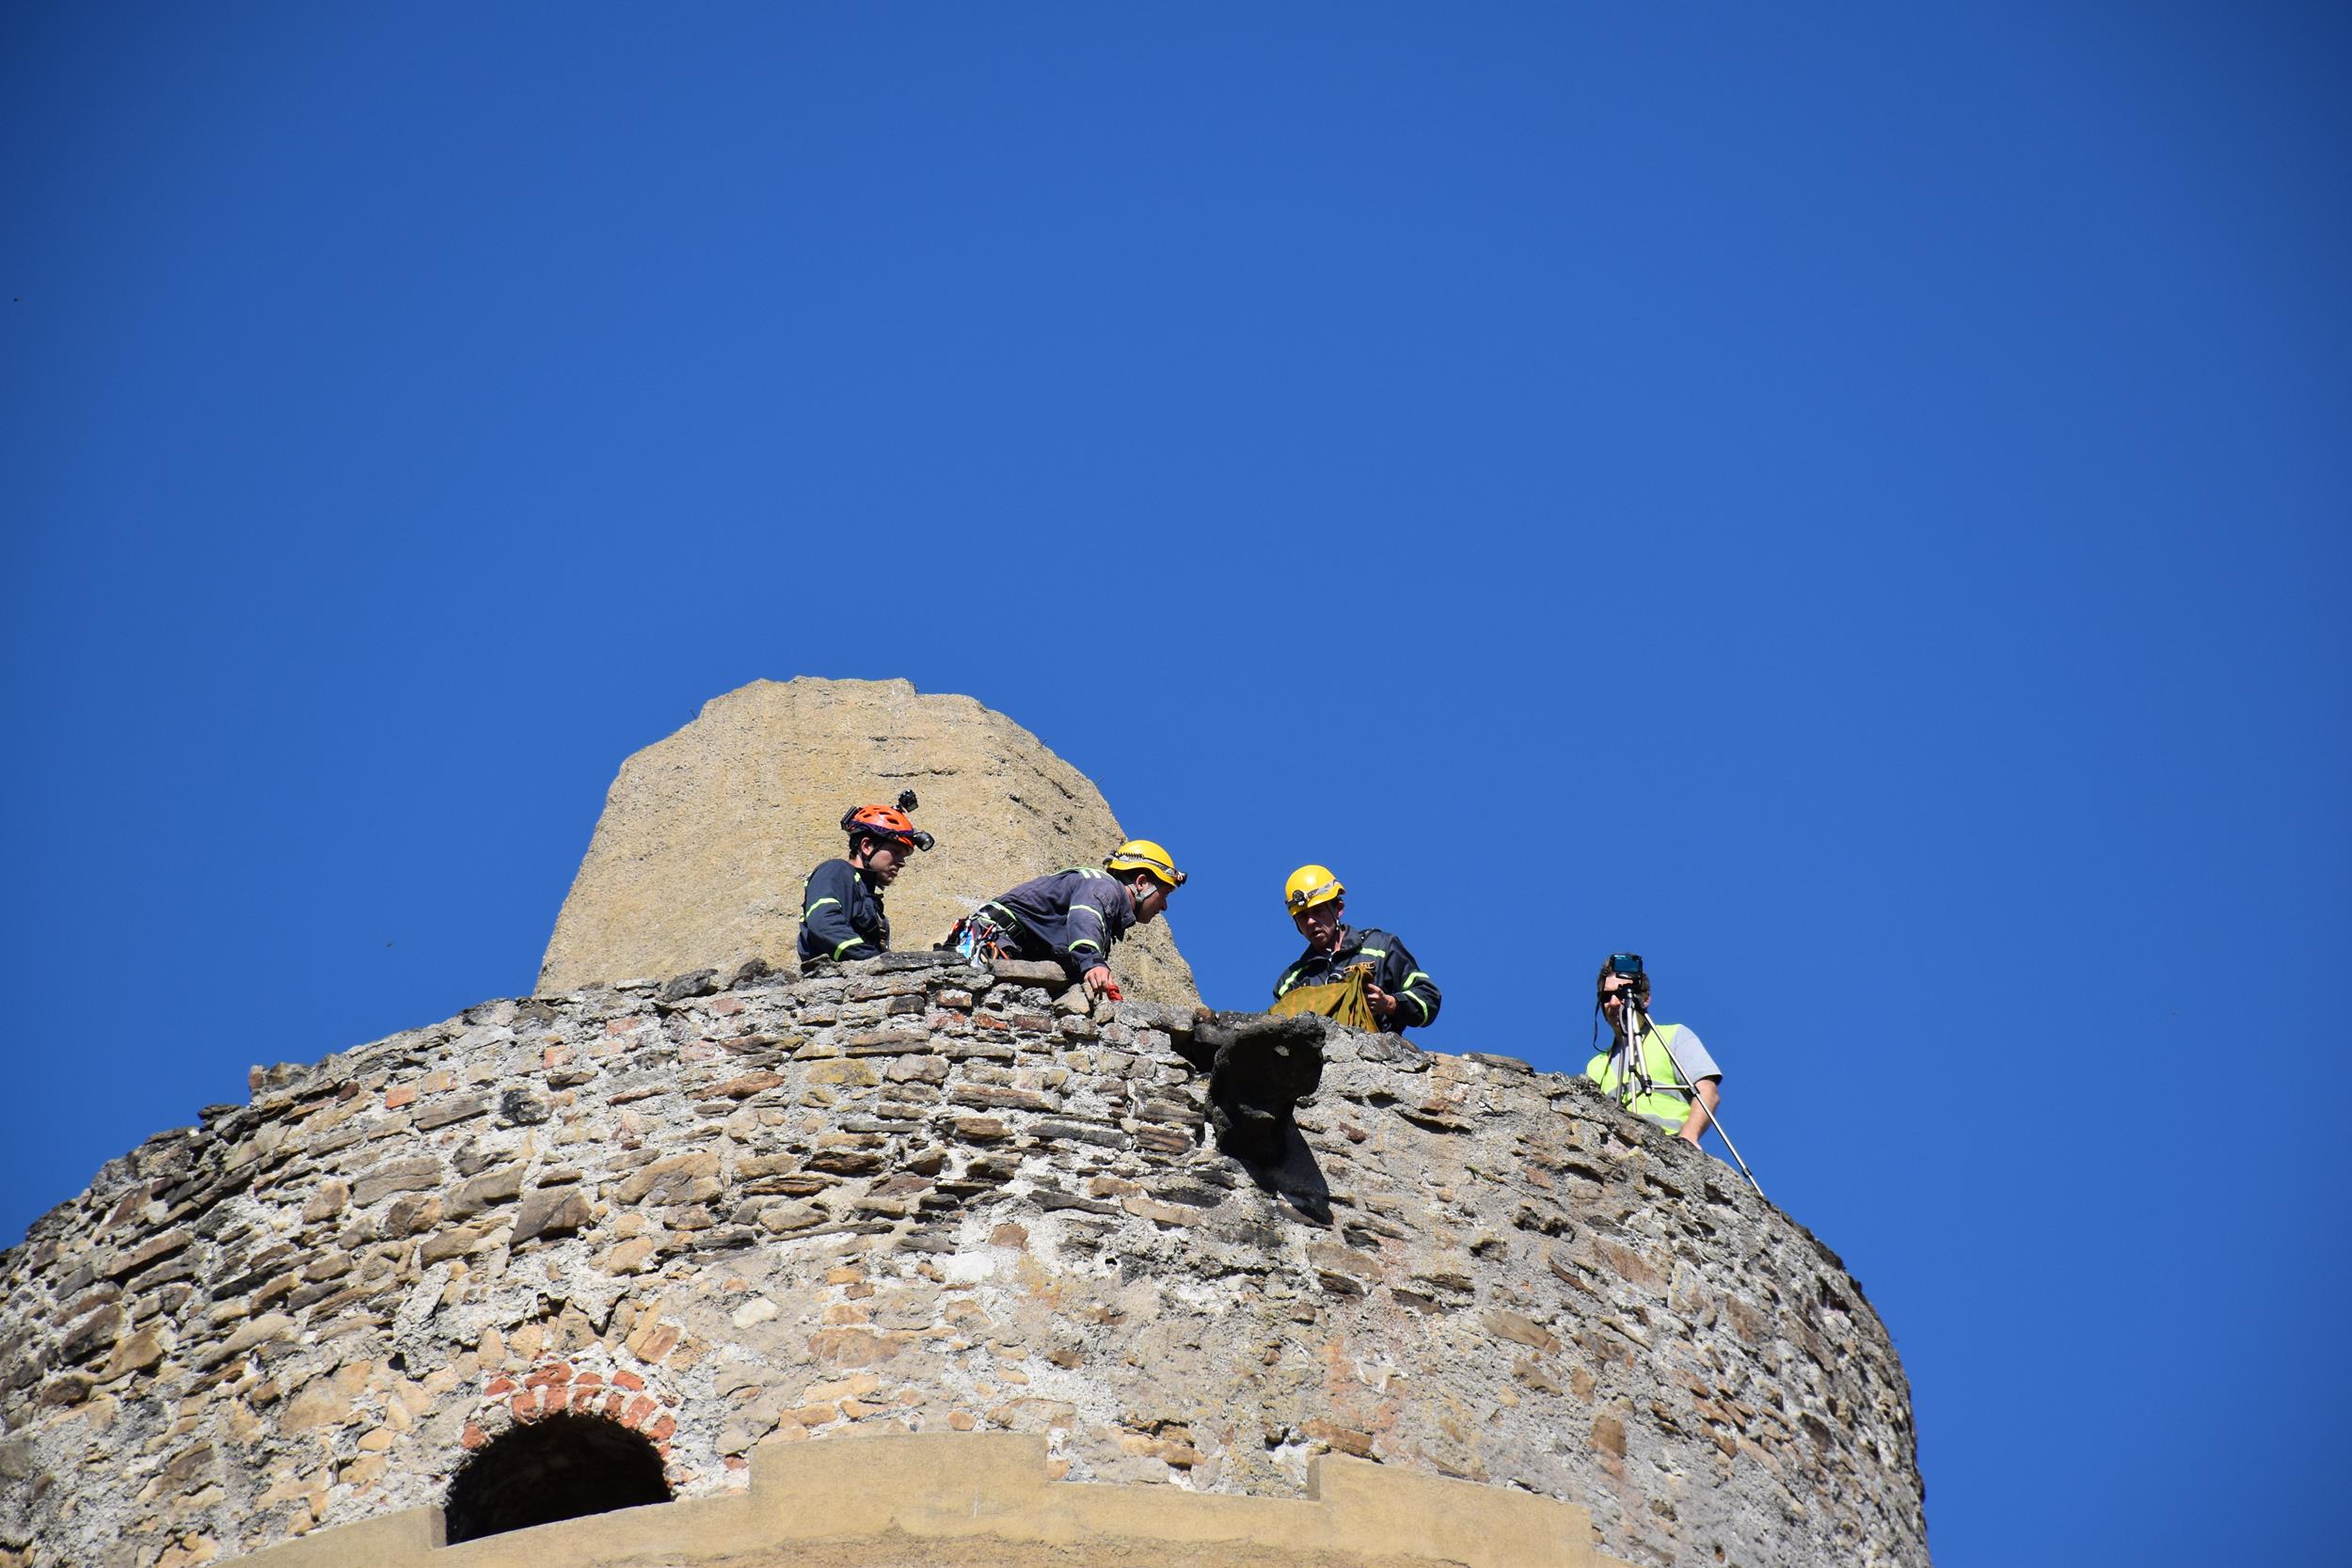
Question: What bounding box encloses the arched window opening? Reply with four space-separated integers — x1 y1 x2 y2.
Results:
443 1412 672 1544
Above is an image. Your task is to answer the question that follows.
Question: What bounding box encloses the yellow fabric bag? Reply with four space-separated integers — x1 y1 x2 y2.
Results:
1267 964 1379 1032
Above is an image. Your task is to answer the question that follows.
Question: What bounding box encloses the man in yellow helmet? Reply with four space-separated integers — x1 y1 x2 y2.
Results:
949 841 1185 1001
1272 864 1440 1034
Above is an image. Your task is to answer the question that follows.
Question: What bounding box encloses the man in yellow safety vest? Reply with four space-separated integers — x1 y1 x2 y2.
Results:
1585 953 1721 1147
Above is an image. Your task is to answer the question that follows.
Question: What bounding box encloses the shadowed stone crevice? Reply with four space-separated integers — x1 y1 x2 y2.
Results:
443 1412 672 1544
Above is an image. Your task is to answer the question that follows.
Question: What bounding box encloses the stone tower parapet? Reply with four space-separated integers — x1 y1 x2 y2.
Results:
0 954 1927 1568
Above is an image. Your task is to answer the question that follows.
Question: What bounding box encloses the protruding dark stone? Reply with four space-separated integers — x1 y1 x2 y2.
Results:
499 1089 552 1126
726 957 776 989
1195 1012 1328 1162
659 969 721 1003
38 1372 94 1407
56 1304 123 1364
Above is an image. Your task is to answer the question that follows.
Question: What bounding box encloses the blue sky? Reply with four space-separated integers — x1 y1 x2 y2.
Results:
5 6 2345 1564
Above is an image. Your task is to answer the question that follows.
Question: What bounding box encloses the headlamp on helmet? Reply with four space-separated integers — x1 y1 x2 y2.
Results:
1104 839 1186 891
842 790 934 852
1283 864 1344 914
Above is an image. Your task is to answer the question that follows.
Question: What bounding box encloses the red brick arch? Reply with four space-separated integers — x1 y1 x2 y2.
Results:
463 1355 683 1478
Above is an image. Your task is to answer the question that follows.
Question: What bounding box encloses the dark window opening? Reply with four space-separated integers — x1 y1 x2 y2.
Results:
443 1413 672 1544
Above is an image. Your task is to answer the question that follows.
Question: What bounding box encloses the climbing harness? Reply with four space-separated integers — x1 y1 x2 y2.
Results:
943 909 1020 963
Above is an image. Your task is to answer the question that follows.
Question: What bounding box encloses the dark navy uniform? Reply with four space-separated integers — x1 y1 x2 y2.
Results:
980 866 1138 982
798 859 890 964
1272 926 1440 1033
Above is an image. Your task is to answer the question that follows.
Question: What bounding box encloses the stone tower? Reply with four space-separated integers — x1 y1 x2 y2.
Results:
0 691 1929 1568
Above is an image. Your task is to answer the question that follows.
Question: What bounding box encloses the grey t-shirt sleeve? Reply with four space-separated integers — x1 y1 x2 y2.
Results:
1662 1023 1721 1083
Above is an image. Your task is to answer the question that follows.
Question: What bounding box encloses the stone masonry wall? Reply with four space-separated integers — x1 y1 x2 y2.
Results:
0 954 1927 1568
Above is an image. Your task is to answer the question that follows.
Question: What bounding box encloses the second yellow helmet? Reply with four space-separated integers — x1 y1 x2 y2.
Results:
1283 863 1343 914
1105 840 1187 889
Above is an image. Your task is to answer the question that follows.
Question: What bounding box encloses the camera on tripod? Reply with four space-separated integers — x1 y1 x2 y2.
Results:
1607 952 1644 980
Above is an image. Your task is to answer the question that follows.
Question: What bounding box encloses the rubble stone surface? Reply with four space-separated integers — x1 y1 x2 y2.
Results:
0 956 1927 1568
536 678 1200 1006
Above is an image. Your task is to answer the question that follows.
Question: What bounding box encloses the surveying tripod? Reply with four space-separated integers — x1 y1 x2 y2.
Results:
1615 998 1766 1198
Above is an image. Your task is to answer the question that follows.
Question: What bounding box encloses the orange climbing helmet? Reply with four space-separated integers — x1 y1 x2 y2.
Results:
842 791 935 852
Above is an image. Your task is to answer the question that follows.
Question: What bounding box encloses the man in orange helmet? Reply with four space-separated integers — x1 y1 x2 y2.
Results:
798 792 934 966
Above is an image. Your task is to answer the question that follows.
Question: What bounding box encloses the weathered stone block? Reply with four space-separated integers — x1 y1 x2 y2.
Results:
351 1157 442 1207
986 959 1068 986
510 1188 592 1244
418 1226 485 1265
449 1164 525 1218
413 1093 492 1131
614 1152 721 1206
103 1228 191 1282
56 1303 123 1364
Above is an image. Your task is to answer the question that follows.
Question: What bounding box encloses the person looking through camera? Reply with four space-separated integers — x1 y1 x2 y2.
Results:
1586 954 1720 1147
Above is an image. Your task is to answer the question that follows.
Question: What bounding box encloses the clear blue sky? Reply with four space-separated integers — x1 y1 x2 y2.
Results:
5 7 2345 1565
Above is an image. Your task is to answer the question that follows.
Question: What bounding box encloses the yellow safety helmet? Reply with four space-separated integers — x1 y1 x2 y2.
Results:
1283 863 1344 914
1105 839 1187 890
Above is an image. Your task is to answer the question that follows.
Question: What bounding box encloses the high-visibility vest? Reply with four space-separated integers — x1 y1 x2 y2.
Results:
1586 1023 1698 1132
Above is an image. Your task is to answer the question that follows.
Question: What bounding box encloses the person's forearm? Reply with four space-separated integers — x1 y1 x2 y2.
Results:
1680 1081 1720 1144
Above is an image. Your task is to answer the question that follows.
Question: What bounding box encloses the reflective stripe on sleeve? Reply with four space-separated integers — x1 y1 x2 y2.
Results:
806 897 842 915
1399 971 1434 1024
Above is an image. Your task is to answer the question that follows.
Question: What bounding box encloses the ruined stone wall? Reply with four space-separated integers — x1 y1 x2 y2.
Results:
0 955 1927 1568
